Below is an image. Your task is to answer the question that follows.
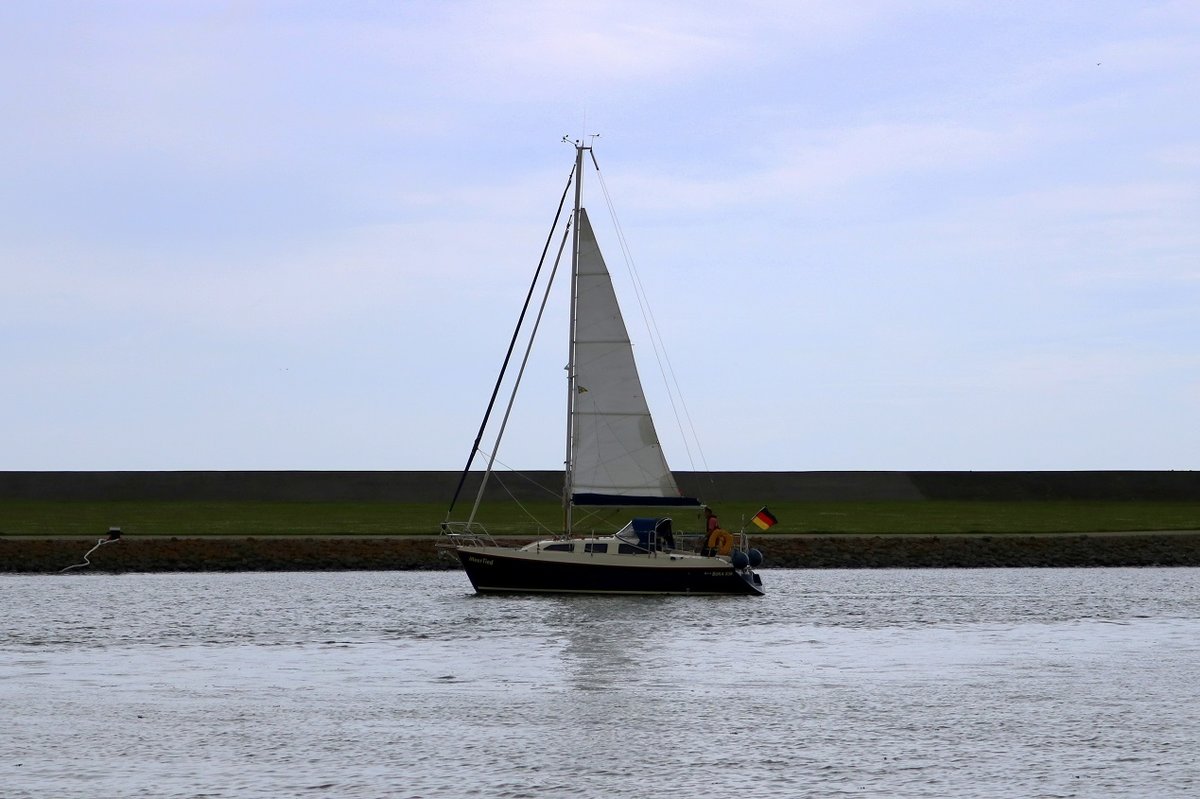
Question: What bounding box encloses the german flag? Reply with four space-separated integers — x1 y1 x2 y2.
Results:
751 507 778 530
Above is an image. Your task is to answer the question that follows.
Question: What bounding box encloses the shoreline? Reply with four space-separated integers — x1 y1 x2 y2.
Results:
5 532 1200 573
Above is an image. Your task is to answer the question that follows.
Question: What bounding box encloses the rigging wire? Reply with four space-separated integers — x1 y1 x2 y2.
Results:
466 220 573 527
588 155 713 481
470 450 563 501
472 449 560 536
444 164 576 521
568 503 627 535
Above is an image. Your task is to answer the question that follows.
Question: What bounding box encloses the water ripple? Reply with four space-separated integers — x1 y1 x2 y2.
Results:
3 568 1200 797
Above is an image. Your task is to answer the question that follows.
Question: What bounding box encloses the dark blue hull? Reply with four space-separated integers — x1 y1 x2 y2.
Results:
455 547 765 596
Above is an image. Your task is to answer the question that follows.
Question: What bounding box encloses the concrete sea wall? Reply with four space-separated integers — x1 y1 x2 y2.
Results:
3 470 1200 502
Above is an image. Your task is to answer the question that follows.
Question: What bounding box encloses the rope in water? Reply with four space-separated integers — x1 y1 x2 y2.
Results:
60 529 122 573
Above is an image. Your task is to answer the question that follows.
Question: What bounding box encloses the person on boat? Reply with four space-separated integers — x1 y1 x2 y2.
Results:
701 507 721 556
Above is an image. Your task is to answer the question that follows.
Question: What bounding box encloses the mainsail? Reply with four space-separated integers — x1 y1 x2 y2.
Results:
569 209 699 507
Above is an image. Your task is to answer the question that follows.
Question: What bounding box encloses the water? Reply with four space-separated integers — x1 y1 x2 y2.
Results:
3 569 1199 798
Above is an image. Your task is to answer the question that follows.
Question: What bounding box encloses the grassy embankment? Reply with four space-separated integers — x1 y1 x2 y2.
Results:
3 499 1199 537
6 500 1200 572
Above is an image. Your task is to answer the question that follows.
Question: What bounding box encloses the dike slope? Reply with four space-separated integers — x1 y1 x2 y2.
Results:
6 532 1200 574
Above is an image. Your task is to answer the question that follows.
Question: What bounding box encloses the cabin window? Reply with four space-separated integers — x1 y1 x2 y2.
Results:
618 544 646 554
585 543 608 554
543 543 573 552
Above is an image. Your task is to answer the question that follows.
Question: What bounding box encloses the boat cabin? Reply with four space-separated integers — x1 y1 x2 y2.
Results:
518 517 694 557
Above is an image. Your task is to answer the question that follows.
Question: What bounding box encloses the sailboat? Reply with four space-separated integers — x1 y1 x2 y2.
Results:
439 140 764 596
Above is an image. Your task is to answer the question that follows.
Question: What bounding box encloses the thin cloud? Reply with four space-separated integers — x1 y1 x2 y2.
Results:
2 1 1198 470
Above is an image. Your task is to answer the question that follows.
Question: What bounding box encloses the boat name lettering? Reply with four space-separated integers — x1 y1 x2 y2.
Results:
467 556 495 567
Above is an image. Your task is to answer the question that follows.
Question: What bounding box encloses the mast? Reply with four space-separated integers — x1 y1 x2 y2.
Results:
563 140 587 534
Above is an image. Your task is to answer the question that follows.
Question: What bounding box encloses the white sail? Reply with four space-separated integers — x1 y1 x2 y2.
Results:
569 209 692 506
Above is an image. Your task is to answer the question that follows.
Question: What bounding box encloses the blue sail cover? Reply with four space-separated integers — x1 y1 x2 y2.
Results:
572 492 701 507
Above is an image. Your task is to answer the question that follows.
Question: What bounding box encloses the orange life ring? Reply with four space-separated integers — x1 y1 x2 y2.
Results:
705 528 733 556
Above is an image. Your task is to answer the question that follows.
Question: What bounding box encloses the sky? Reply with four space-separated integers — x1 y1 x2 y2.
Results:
2 1 1198 472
